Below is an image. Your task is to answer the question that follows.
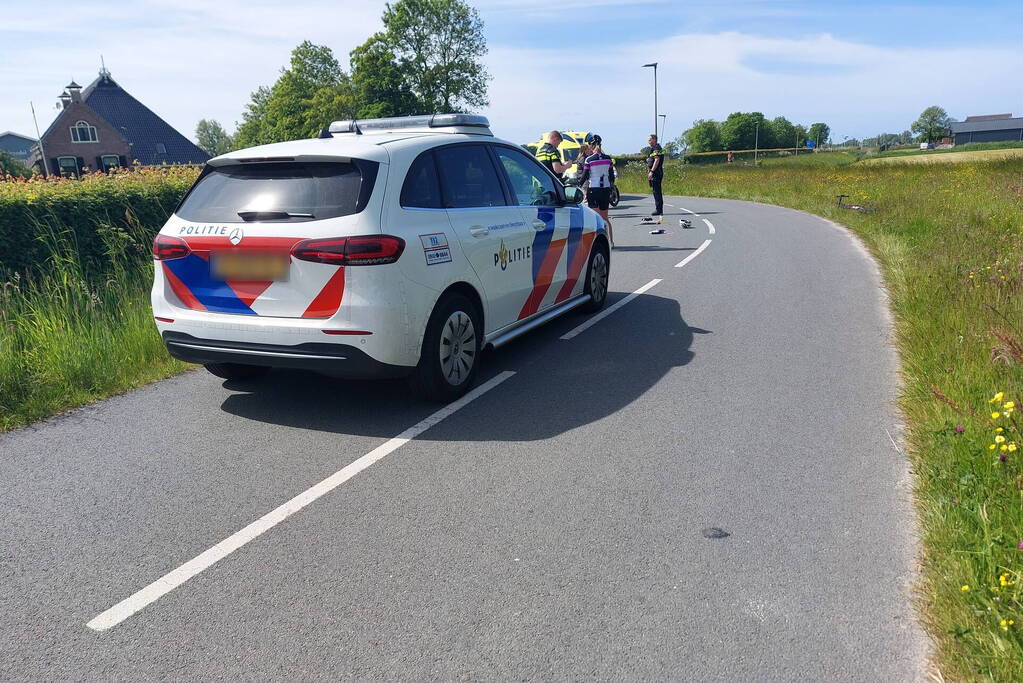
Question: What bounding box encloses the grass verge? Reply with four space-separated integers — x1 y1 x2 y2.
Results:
619 159 1023 679
0 212 189 432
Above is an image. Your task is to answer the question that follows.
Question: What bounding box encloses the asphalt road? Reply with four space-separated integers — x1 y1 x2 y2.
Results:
0 194 928 680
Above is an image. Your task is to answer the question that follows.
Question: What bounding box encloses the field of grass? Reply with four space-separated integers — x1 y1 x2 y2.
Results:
0 170 195 431
756 150 859 167
862 147 1023 166
619 159 1023 679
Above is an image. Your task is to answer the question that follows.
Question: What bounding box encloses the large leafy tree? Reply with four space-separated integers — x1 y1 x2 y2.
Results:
911 106 952 143
683 119 722 153
720 112 768 151
360 0 490 113
234 41 357 147
349 33 420 118
771 116 797 149
807 122 831 147
793 124 809 147
194 119 234 157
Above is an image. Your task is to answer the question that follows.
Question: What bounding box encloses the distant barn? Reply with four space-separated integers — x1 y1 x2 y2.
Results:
949 114 1023 146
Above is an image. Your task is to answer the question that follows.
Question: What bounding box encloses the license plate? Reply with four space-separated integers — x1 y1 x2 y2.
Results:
211 252 289 281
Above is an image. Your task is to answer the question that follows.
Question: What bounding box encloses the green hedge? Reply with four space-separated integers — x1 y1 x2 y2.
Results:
0 168 198 280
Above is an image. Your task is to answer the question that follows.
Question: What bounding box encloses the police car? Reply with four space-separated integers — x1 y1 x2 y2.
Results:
152 114 610 401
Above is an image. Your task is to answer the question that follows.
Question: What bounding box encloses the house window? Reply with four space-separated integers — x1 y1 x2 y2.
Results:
70 121 98 143
155 142 167 155
57 156 79 178
101 155 120 172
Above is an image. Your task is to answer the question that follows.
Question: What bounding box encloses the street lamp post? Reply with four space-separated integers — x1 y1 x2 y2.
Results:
754 121 760 166
642 63 658 137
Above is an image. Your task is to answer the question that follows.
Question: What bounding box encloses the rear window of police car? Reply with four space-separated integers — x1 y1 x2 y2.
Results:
176 161 377 222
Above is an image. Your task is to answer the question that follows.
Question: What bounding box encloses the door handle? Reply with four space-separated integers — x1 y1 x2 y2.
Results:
532 220 547 231
469 225 489 238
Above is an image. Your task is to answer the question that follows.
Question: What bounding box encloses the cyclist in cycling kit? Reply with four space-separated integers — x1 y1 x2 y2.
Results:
581 134 615 247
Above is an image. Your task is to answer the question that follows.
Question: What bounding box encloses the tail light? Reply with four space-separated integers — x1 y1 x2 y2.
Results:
153 234 190 260
291 235 405 266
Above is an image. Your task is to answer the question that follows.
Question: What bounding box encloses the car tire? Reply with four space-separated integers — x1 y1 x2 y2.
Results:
581 242 610 313
609 185 620 207
203 362 271 381
410 292 481 402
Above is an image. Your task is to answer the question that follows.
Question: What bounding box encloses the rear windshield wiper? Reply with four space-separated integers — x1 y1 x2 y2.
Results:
237 210 314 221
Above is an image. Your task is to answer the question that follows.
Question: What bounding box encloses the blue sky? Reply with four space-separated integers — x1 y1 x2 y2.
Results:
3 0 1021 154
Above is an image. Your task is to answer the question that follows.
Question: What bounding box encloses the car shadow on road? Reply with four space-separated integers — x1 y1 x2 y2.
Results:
219 293 709 442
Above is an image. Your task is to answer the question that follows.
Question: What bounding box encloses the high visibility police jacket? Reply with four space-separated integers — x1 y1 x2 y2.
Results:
648 143 664 177
535 143 560 174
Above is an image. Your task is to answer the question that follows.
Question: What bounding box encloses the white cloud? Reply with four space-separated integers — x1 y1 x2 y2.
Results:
2 2 1020 155
484 31 1023 150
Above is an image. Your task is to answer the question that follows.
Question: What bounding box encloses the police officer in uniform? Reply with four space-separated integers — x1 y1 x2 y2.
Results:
647 133 664 215
535 130 572 178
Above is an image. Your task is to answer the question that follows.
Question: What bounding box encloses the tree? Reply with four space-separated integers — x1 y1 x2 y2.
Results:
375 0 489 112
720 112 767 151
911 106 952 143
195 119 234 157
771 116 797 149
684 119 722 153
349 33 420 118
793 123 809 148
668 134 688 158
0 150 30 178
234 41 356 148
808 122 830 147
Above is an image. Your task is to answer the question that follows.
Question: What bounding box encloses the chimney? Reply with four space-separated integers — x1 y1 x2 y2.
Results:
58 91 71 109
66 80 82 104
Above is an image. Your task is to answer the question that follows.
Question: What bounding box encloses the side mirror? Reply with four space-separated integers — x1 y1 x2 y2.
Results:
563 186 584 205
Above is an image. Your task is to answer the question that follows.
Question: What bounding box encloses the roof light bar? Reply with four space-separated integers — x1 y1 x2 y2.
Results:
327 113 490 135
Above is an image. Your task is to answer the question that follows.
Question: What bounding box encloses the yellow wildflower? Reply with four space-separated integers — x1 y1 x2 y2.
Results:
990 444 997 450
996 435 1006 443
1005 401 1015 410
1010 444 1018 452
993 412 1002 419
997 427 1004 433
962 585 970 591
991 392 1005 402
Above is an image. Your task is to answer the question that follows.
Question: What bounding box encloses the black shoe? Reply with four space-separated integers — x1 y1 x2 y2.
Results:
651 211 662 216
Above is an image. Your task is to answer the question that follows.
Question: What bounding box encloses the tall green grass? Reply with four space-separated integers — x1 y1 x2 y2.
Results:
0 170 195 431
619 159 1023 679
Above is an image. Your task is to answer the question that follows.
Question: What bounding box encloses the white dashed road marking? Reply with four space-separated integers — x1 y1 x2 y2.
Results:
703 219 715 235
675 239 713 268
87 370 516 632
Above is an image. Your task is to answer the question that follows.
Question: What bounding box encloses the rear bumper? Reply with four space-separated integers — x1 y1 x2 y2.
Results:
162 332 412 379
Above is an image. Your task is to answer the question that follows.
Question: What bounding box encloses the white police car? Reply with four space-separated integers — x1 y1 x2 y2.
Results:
152 114 610 401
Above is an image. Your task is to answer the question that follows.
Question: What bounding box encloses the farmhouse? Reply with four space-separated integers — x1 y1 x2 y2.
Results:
29 67 208 177
949 113 1023 146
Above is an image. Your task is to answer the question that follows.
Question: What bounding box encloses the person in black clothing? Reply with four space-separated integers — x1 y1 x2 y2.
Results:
647 133 664 215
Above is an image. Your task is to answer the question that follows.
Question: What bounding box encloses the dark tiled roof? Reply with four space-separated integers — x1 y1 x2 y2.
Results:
83 73 209 165
950 117 1023 134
